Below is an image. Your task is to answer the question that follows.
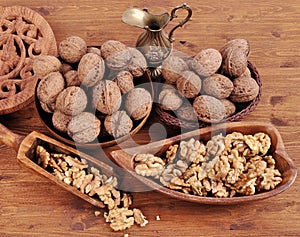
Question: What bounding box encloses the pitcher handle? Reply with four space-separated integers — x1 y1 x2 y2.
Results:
168 3 192 42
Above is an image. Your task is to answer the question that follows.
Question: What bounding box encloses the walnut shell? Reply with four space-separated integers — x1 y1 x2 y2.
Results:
64 70 81 87
220 38 250 57
190 48 222 78
100 40 131 71
202 74 234 99
125 88 152 120
58 36 87 63
104 110 133 138
193 95 226 123
158 88 183 111
176 70 202 99
33 55 62 79
92 80 122 115
113 70 134 94
127 47 147 77
230 75 259 103
55 86 88 116
67 112 101 143
37 71 65 104
221 47 248 78
161 55 189 84
78 53 105 87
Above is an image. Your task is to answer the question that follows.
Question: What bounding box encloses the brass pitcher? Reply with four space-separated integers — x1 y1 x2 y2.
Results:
122 3 192 75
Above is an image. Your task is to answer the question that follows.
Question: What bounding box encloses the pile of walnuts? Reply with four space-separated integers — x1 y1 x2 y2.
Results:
34 36 152 143
158 39 260 124
134 132 282 198
36 145 148 231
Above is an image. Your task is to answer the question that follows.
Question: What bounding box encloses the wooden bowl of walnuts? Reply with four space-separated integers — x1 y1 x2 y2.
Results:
34 36 153 148
110 122 297 205
155 39 262 132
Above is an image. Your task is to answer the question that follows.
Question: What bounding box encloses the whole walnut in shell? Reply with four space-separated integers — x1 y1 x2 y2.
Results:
100 40 131 71
190 48 222 78
221 47 248 78
33 55 62 79
230 75 259 103
92 80 122 115
104 110 133 138
125 88 152 120
220 38 250 57
52 110 72 133
161 55 189 84
55 86 88 116
67 112 101 143
127 47 147 77
202 74 234 99
58 36 87 63
78 53 105 87
159 87 183 111
176 70 202 99
113 70 134 94
64 70 81 87
37 71 65 105
193 95 226 123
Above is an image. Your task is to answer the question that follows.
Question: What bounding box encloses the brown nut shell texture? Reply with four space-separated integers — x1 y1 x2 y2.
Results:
104 110 133 138
125 88 152 120
220 38 250 57
55 86 88 116
202 74 234 99
100 40 131 71
221 47 248 78
37 71 65 104
230 75 259 103
193 95 226 123
67 112 101 143
78 53 105 87
92 80 122 115
191 48 222 78
161 55 189 84
58 36 87 63
176 70 202 99
33 55 62 79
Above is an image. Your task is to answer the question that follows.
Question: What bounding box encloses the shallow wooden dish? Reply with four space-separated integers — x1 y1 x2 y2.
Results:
35 71 153 148
0 6 57 115
110 122 297 205
0 123 115 208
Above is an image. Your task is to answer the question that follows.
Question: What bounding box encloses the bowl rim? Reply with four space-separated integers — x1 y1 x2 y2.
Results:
110 121 297 205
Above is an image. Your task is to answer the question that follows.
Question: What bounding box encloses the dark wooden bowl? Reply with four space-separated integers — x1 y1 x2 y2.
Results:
110 122 297 205
35 71 153 148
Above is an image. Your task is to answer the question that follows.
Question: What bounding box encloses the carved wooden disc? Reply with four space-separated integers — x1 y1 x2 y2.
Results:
0 6 57 114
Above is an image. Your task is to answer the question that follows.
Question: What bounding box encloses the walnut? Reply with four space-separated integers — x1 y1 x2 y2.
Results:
190 48 222 78
64 70 81 87
165 144 178 163
33 55 62 79
100 40 131 71
161 55 189 84
134 154 165 179
158 87 183 111
257 168 282 191
58 36 87 63
205 134 225 159
127 47 147 77
133 208 148 227
104 207 135 231
179 138 206 164
77 53 105 87
221 47 248 78
220 38 250 57
113 70 134 94
211 180 229 198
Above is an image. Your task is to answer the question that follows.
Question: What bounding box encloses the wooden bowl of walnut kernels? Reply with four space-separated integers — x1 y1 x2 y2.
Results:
110 122 297 205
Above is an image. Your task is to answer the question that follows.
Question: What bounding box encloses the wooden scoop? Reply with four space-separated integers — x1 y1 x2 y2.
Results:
0 123 115 208
110 122 297 205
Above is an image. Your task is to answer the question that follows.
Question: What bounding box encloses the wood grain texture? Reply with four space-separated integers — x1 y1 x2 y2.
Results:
0 0 300 236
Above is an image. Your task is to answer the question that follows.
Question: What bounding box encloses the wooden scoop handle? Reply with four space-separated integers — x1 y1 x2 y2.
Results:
0 123 24 152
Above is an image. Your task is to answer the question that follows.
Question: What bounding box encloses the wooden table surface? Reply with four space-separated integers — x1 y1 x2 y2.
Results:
1 0 299 236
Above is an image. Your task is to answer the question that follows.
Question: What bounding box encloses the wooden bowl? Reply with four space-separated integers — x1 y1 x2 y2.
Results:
110 122 297 205
0 6 57 115
35 71 153 148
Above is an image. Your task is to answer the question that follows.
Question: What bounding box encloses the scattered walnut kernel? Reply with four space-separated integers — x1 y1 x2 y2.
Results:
36 145 148 231
134 132 282 198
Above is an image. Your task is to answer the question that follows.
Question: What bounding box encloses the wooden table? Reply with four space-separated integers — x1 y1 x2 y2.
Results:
1 0 299 236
